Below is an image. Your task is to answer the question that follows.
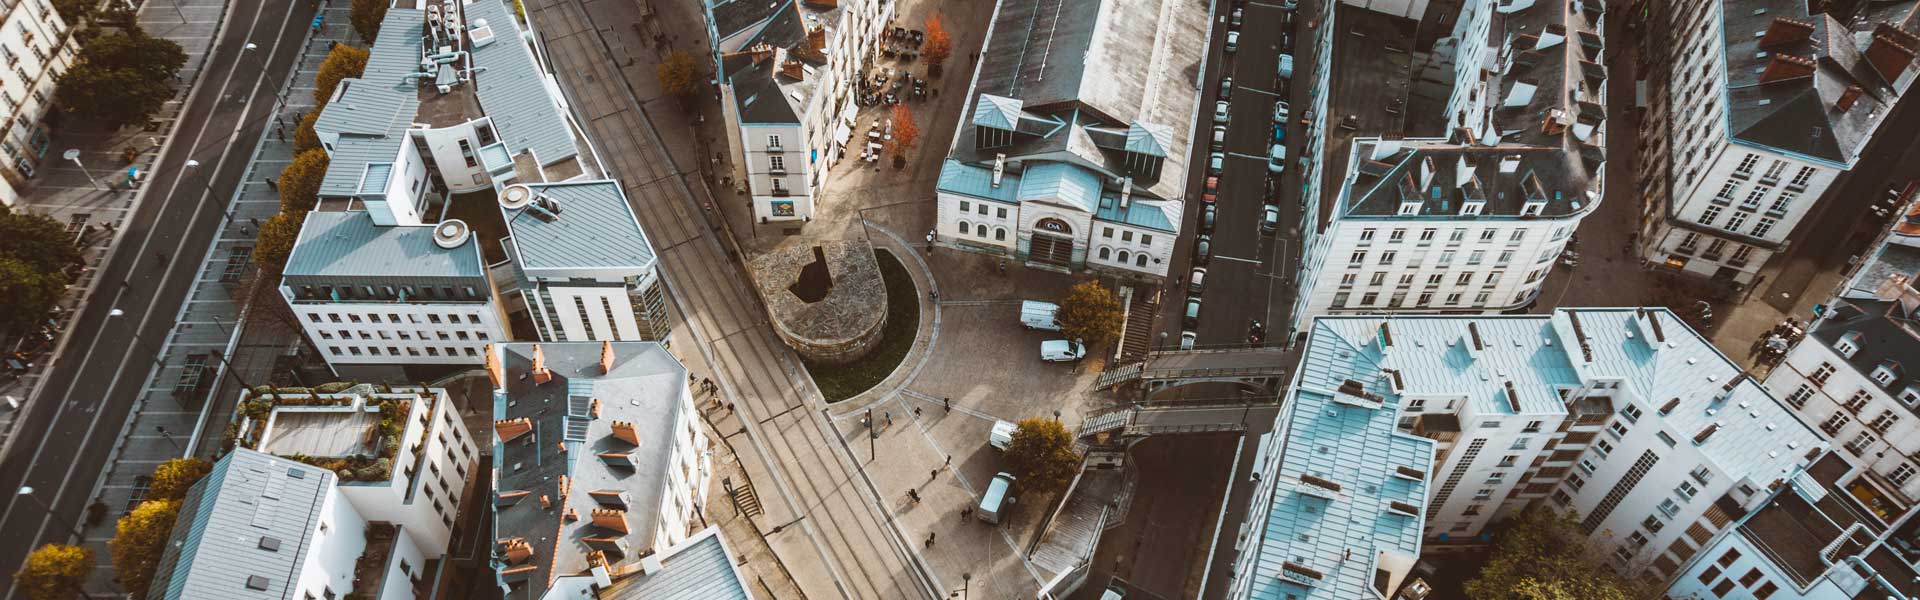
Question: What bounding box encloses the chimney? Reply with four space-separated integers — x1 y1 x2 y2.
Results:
599 340 616 374
1865 26 1918 84
531 344 552 385
1119 177 1133 209
500 538 534 564
494 417 533 442
484 344 504 388
991 153 1007 188
1757 17 1816 49
591 508 630 534
590 398 602 419
539 494 552 509
610 420 641 445
564 507 579 522
1837 85 1865 111
1418 156 1435 190
1758 54 1816 84
1454 155 1476 187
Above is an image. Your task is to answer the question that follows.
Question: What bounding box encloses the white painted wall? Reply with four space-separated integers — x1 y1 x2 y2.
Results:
294 487 368 600
545 285 644 342
0 0 76 207
415 120 494 193
291 299 509 366
1300 216 1577 318
741 122 812 222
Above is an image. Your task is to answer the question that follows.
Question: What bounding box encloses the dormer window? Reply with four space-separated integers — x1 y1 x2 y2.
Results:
1462 201 1485 216
1521 201 1544 216
1399 201 1421 216
1834 331 1861 358
1873 361 1901 387
1900 387 1920 405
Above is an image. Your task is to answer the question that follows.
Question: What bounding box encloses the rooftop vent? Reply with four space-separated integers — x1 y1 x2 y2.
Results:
245 576 270 591
1282 561 1325 582
1394 466 1427 481
1300 473 1343 493
258 536 281 552
469 20 497 48
1658 397 1681 416
500 184 535 210
1387 500 1421 517
433 219 471 249
1693 422 1722 445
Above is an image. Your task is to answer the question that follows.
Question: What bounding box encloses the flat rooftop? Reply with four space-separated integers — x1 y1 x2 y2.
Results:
259 408 380 457
1317 5 1418 224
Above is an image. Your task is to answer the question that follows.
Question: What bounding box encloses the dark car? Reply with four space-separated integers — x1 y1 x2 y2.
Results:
1183 298 1203 329
1194 235 1212 265
1200 205 1216 234
1219 76 1233 101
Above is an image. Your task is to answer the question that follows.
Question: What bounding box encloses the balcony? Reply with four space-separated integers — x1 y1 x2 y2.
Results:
1405 414 1461 443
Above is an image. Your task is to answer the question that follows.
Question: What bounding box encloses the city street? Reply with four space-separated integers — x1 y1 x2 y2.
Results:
0 0 318 593
1163 0 1316 350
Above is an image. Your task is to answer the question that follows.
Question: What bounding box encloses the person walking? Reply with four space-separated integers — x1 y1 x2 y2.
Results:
925 532 937 547
908 488 921 504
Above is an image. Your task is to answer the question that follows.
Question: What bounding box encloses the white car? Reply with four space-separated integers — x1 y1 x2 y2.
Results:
1268 144 1288 173
1041 339 1086 362
1215 100 1230 124
1225 30 1239 54
1208 152 1225 175
1273 100 1290 123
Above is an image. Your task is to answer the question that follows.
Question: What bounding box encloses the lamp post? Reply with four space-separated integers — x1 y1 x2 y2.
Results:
106 309 167 371
182 160 234 221
155 425 181 452
62 149 101 190
16 486 82 539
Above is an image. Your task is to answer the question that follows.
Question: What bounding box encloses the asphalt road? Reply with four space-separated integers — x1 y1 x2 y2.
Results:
1173 0 1314 349
0 0 316 592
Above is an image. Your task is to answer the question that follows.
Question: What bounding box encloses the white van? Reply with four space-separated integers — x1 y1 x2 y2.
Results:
1277 54 1294 79
1020 300 1062 331
989 420 1017 451
978 472 1017 524
1041 339 1086 362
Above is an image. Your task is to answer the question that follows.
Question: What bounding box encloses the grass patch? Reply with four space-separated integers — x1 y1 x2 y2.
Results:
806 249 920 403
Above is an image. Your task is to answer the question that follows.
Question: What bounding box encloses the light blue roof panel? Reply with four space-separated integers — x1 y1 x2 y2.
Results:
359 163 393 195
1093 193 1177 232
503 181 656 272
936 159 1021 204
148 449 333 600
466 0 579 167
1017 162 1103 213
602 529 749 600
313 10 425 197
284 211 485 279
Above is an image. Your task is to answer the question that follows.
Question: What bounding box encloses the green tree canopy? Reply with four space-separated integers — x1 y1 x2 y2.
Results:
293 110 323 154
252 212 304 275
110 499 181 600
0 206 82 275
351 0 390 45
148 458 212 501
51 0 95 24
0 207 81 335
313 44 370 104
1004 417 1080 493
0 258 68 336
279 148 330 215
80 31 187 82
55 65 174 128
656 49 699 97
1057 280 1124 348
1465 505 1651 600
16 544 94 600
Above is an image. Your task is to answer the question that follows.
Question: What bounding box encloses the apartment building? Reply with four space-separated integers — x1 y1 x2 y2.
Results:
231 384 480 557
148 449 434 600
487 342 713 600
1226 320 1435 600
1289 0 1604 331
1637 0 1920 287
497 181 670 343
0 0 73 207
702 0 893 223
284 0 671 373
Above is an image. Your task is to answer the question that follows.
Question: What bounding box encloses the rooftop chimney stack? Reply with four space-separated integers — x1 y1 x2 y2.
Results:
495 418 533 442
992 153 1007 188
610 421 641 445
591 508 630 534
1757 17 1816 49
1865 24 1919 84
1837 85 1865 111
531 344 552 385
599 340 616 374
1758 54 1817 84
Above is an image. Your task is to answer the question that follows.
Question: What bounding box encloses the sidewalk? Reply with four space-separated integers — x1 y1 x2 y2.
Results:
0 0 234 453
66 5 348 593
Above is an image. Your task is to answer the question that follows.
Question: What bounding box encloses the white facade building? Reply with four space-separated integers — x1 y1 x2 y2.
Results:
1637 0 1919 287
497 181 670 343
0 0 74 207
931 0 1203 280
703 0 893 223
1289 0 1605 332
487 342 713 600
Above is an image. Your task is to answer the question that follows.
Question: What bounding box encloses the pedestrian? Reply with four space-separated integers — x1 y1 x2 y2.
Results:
908 488 920 503
945 455 951 466
266 177 278 191
929 468 939 481
886 411 894 426
925 532 936 547
944 397 951 413
930 289 938 302
913 406 923 417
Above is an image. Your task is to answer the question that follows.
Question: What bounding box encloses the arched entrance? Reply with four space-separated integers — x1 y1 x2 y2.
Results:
1030 218 1075 267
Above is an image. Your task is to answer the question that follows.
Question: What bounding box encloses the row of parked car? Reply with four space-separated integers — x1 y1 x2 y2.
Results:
1180 0 1304 349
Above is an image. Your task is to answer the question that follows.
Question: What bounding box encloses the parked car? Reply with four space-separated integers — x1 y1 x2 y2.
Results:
1189 267 1208 295
1268 144 1287 173
1273 100 1290 123
1183 298 1203 329
1225 30 1239 54
1208 151 1225 176
1277 54 1294 79
1230 7 1242 27
978 473 1017 524
989 420 1017 451
1211 125 1227 151
1203 176 1219 204
1193 235 1212 265
1215 100 1231 123
1180 331 1198 350
1272 125 1286 144
1218 77 1233 101
1200 205 1216 234
1040 339 1085 362
1261 205 1280 235
1020 300 1061 331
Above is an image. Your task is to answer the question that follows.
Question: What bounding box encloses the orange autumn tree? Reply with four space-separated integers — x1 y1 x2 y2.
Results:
890 105 920 156
922 15 952 68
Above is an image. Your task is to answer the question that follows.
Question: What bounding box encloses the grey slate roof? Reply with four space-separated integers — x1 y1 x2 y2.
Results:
945 0 1207 203
600 528 750 600
708 0 793 42
313 11 425 197
1342 141 1601 218
284 211 485 279
503 181 657 273
467 0 579 168
1720 0 1920 165
492 342 688 600
1809 295 1920 413
730 54 804 124
148 449 333 600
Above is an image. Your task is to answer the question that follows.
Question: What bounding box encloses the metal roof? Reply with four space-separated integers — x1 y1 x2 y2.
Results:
492 342 689 600
1017 162 1104 213
283 211 485 279
601 527 751 600
502 181 656 273
936 159 1022 204
467 0 579 168
148 448 333 600
1720 0 1920 165
1092 193 1177 232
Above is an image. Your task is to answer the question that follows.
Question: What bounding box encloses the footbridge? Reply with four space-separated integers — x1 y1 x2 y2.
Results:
1096 347 1295 400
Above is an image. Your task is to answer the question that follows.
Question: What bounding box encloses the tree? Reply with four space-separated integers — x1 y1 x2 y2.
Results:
0 259 67 337
293 110 323 154
55 64 174 128
656 49 699 98
16 544 93 600
350 0 390 45
1004 418 1080 492
1057 280 1124 348
110 499 181 600
79 31 187 82
890 105 919 156
279 149 330 215
0 207 81 336
922 15 953 68
148 458 212 501
313 44 370 104
50 0 95 26
0 206 83 277
1465 505 1650 600
252 212 304 275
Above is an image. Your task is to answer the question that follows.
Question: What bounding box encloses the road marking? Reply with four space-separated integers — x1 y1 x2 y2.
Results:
1213 254 1263 265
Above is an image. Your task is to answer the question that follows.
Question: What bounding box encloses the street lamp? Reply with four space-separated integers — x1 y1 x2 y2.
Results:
16 486 82 539
63 149 102 190
182 159 234 221
242 43 262 73
155 425 180 452
107 308 166 370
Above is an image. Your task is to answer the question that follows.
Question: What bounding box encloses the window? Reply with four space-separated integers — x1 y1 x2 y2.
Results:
1102 227 1114 238
1449 229 1466 242
1359 228 1375 241
1622 404 1644 423
1607 421 1629 439
1698 205 1723 226
1136 254 1148 267
1711 579 1737 597
1789 166 1816 188
1378 251 1396 264
1566 472 1587 490
1724 211 1749 233
1658 498 1681 517
1811 362 1836 385
1480 229 1497 242
1821 412 1851 436
1754 582 1778 599
766 134 783 149
1141 234 1152 245
1522 420 1542 432
1718 548 1743 567
1892 463 1917 486
1577 459 1597 475
1769 190 1798 213
1121 231 1134 242
1731 245 1755 264
1740 186 1768 209
959 201 970 213
1419 228 1436 241
997 207 1008 219
1698 566 1723 585
1594 438 1614 458
957 220 970 235
1468 251 1485 265
1627 531 1650 548
1844 390 1871 413
1734 153 1759 175
995 228 1007 241
1370 273 1387 286
1678 231 1701 250
1389 228 1406 241
1464 503 1484 515
1497 455 1517 467
1873 364 1899 386
1350 251 1366 266
1751 217 1778 238
1846 432 1876 455
1714 181 1741 201
768 155 785 172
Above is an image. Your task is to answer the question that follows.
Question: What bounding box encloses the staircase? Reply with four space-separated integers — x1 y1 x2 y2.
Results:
1095 363 1143 390
1077 408 1134 439
724 477 763 518
1119 286 1161 361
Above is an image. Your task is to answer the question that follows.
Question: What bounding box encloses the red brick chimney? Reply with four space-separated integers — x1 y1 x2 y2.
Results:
1837 85 1865 111
610 421 640 445
1758 54 1817 84
599 340 615 374
1758 17 1816 49
531 344 552 385
1865 24 1919 84
494 417 532 442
